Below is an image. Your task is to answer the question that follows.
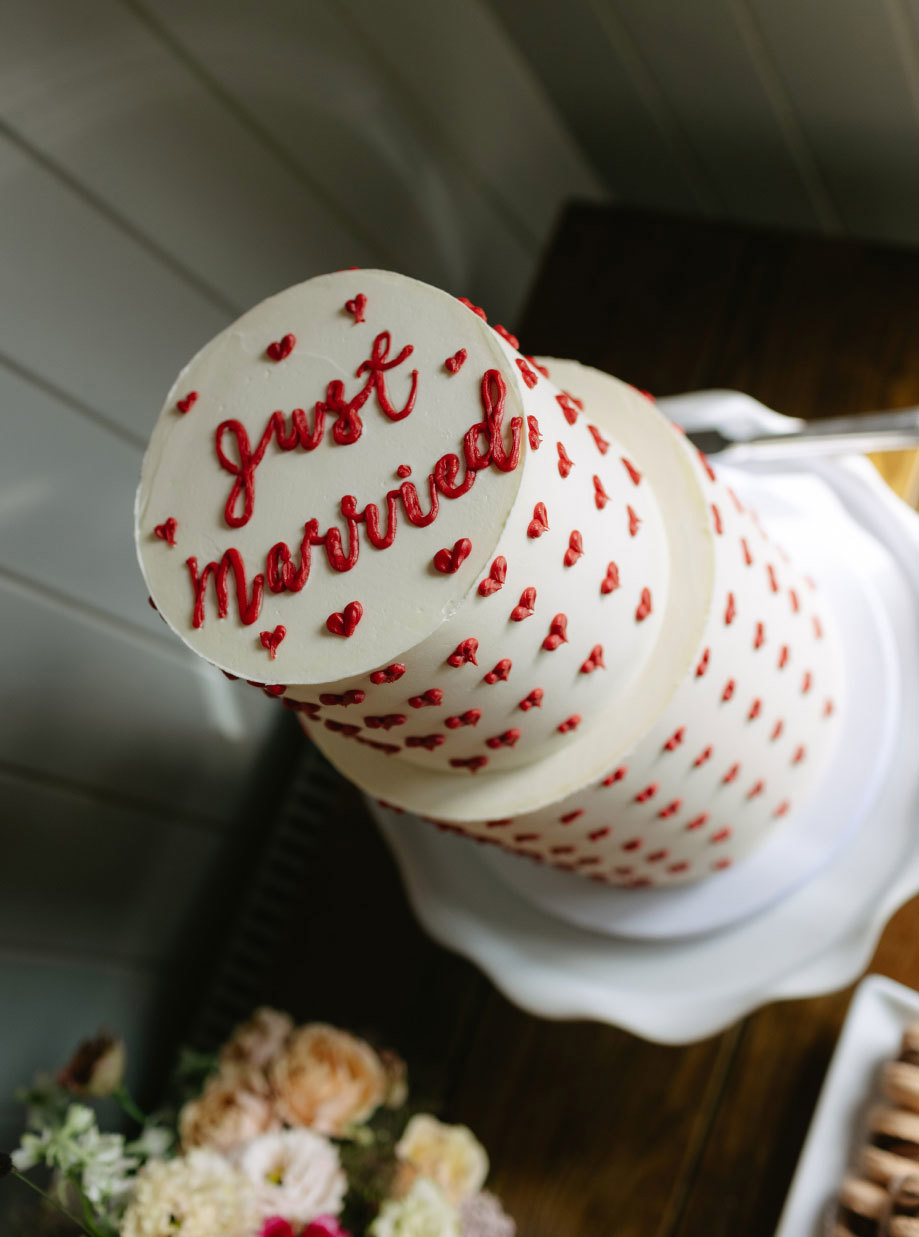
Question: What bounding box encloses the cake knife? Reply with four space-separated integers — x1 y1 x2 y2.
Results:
687 408 919 462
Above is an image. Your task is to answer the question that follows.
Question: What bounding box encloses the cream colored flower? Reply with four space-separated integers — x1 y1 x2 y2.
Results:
370 1177 461 1237
459 1191 516 1237
120 1148 256 1237
237 1127 346 1226
179 1068 279 1154
220 1007 294 1072
269 1024 386 1136
395 1115 488 1205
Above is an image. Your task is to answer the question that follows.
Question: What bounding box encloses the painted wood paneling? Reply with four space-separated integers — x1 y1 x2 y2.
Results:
138 0 535 321
0 0 375 312
0 131 230 442
749 0 919 244
0 362 161 634
606 0 830 231
487 0 705 215
0 773 223 964
338 0 604 248
0 580 273 819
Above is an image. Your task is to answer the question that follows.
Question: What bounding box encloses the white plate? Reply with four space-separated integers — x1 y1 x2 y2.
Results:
370 391 919 1043
776 974 919 1237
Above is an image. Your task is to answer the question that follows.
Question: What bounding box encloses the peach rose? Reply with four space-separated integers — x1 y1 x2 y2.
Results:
395 1115 489 1205
269 1024 386 1136
220 1007 294 1073
179 1069 280 1154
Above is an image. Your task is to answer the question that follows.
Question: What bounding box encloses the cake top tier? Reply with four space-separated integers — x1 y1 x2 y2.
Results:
136 270 527 682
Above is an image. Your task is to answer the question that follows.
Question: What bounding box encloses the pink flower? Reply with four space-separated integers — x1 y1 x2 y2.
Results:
261 1221 296 1237
305 1218 352 1237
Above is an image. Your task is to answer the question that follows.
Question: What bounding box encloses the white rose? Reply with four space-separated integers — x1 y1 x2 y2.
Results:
120 1148 256 1237
370 1177 461 1237
237 1127 346 1226
396 1115 489 1204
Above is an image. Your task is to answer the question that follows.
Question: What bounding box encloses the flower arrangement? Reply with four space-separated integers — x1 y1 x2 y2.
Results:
3 1010 514 1237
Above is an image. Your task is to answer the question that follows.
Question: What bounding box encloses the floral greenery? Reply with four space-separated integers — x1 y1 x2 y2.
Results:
3 1012 514 1237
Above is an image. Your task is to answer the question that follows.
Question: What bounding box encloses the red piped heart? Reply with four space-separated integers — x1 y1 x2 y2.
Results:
370 663 406 685
556 391 580 425
711 503 723 535
686 813 709 831
518 688 543 711
747 779 765 800
324 720 361 737
345 294 367 323
445 709 481 729
259 626 286 659
741 538 754 566
753 621 765 650
516 358 538 389
593 475 610 510
396 464 411 478
587 424 609 454
557 714 581 734
748 698 762 720
510 588 536 621
458 296 487 321
444 348 467 374
664 727 685 752
406 734 446 750
774 800 791 818
408 688 443 708
792 745 806 765
627 505 641 536
542 613 568 651
589 826 611 841
561 809 584 824
767 564 780 593
493 323 519 349
527 416 542 450
622 457 642 486
484 658 512 684
154 518 178 547
813 616 824 640
176 391 197 414
693 747 713 768
697 449 716 482
634 783 658 803
326 601 363 637
722 679 736 702
801 670 812 694
283 699 320 717
358 737 400 755
635 587 652 622
527 502 549 538
601 766 627 787
657 799 682 819
557 442 574 478
724 592 736 626
364 713 407 730
450 755 488 773
564 530 583 568
580 644 605 674
319 689 365 707
722 763 740 784
486 728 521 748
434 538 472 574
601 561 620 594
447 637 478 667
266 333 296 362
477 556 506 596
695 647 710 677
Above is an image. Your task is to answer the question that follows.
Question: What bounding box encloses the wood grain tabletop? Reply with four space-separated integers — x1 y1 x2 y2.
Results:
261 205 919 1237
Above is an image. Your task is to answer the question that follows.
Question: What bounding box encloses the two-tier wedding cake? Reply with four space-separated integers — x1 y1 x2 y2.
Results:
137 270 842 887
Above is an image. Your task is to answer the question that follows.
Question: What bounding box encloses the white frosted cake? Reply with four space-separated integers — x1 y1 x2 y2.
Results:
137 269 843 887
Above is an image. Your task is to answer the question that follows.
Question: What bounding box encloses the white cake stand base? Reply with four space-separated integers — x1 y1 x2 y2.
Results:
369 393 919 1043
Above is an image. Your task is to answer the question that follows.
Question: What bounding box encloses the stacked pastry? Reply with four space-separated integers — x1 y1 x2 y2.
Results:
136 269 843 887
836 1024 919 1236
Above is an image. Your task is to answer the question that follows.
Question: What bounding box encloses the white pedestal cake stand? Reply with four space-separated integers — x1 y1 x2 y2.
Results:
369 392 919 1044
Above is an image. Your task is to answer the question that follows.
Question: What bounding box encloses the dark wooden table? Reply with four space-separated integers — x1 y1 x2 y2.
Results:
258 205 919 1236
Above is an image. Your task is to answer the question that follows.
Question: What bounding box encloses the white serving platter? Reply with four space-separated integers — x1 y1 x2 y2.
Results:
370 392 919 1043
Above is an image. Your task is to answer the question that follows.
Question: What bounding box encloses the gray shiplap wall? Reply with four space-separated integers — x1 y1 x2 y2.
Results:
488 0 919 245
0 0 601 1148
